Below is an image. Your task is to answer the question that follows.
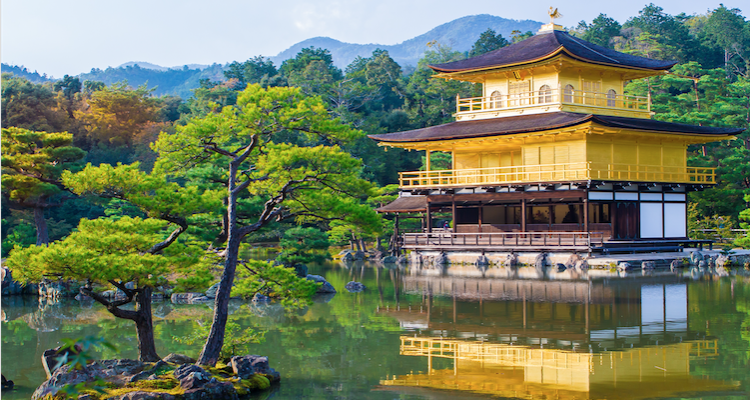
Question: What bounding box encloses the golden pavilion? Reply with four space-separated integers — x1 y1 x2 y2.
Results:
370 21 743 254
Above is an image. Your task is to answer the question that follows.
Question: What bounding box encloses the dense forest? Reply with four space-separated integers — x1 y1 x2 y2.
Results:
2 3 750 257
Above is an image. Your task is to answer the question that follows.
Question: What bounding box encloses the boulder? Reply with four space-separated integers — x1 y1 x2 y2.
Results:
670 259 683 271
174 365 207 381
2 374 14 391
690 251 703 265
180 371 212 390
230 355 280 383
715 255 729 268
341 252 354 263
306 275 336 294
354 251 365 260
205 283 220 299
397 255 409 265
381 256 398 264
698 260 707 269
503 253 518 268
170 293 205 304
533 253 547 268
431 253 449 266
555 263 567 272
345 281 366 292
293 263 308 277
641 261 656 270
188 296 212 304
252 293 270 303
182 381 238 400
162 353 196 365
33 359 145 400
2 267 27 295
37 278 79 299
476 255 490 266
617 262 632 272
42 344 83 379
574 260 589 271
565 254 582 269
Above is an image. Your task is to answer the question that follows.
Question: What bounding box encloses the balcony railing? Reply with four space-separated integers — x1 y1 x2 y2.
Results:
456 88 650 115
399 162 716 188
402 231 605 250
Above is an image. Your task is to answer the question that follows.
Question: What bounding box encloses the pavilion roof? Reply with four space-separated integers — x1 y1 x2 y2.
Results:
429 30 677 73
368 112 744 143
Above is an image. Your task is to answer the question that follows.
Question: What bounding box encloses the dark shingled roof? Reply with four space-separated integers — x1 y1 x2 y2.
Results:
376 196 427 213
430 30 677 73
368 112 743 143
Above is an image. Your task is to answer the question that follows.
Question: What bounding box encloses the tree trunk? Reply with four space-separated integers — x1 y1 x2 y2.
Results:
134 287 160 362
34 206 49 246
197 234 241 366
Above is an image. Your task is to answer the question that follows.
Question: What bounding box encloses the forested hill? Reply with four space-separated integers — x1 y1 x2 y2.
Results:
0 64 53 83
271 14 542 69
77 63 226 99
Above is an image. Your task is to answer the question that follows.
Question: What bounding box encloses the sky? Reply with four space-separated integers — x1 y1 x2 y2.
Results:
1 0 746 78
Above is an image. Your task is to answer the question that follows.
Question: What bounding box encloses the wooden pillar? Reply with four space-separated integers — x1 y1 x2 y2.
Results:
583 198 589 232
478 205 483 233
394 214 400 255
426 204 432 233
451 195 457 232
426 150 431 171
521 199 527 232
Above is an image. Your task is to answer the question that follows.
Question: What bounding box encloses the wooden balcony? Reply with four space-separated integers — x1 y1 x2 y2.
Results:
402 232 605 251
399 162 716 189
455 88 651 120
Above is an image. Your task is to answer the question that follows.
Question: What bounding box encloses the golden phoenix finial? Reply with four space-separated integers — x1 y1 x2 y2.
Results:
548 7 563 24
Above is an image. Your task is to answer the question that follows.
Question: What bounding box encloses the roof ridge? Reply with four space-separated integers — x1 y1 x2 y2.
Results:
559 31 621 64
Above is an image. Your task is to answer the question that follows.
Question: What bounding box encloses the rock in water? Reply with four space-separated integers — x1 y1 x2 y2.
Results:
306 275 336 294
345 281 366 292
617 262 631 272
476 255 490 266
205 283 220 299
503 253 518 268
42 345 83 379
565 254 582 269
230 355 281 382
533 253 547 268
555 263 567 272
574 260 589 271
293 263 308 277
670 259 682 271
2 374 14 391
690 251 702 265
381 255 398 264
354 250 365 260
641 261 656 270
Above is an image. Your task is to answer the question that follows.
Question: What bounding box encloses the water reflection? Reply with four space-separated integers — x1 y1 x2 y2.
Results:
2 263 749 400
381 337 733 400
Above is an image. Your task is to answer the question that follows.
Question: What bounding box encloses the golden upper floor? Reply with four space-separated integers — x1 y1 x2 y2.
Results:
431 24 675 120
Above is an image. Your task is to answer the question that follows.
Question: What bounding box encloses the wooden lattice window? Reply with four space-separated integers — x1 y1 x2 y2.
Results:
490 90 503 109
508 81 530 106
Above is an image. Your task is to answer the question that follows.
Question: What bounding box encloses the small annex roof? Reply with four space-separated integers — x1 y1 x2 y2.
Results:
429 30 677 73
368 112 744 144
376 196 427 213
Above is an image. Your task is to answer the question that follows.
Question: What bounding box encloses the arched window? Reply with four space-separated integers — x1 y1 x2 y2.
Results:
538 84 552 104
490 90 503 109
563 84 574 103
607 89 617 107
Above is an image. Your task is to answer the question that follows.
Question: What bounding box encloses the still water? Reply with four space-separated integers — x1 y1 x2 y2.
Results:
2 262 750 399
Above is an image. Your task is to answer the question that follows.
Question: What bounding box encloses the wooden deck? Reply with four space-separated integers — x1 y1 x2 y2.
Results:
402 232 604 251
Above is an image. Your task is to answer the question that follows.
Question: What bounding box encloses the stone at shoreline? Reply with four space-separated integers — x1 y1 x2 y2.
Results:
565 254 582 269
38 278 80 299
354 250 365 260
33 359 144 400
476 255 490 266
162 353 196 365
42 344 83 379
690 251 703 265
205 283 220 299
617 262 632 272
641 261 656 270
252 293 271 302
345 281 366 292
555 263 566 272
670 259 683 271
381 255 398 264
170 292 207 304
503 253 518 268
230 355 281 382
293 263 308 277
306 275 336 294
533 253 547 268
2 374 14 391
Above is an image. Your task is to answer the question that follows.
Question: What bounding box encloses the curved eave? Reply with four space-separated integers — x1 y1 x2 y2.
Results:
430 49 676 78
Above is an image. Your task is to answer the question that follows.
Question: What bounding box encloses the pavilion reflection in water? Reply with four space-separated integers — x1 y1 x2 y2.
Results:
380 337 731 399
376 270 740 398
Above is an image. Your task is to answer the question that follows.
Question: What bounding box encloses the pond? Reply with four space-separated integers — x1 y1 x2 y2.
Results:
2 262 750 399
